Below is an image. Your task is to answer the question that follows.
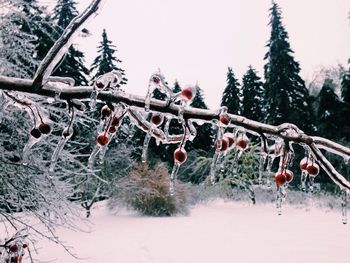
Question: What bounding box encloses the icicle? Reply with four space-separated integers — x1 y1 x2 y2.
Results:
341 189 348 224
141 131 152 163
266 154 275 187
89 89 98 110
210 152 220 184
301 170 308 192
22 136 40 166
49 127 73 173
88 145 101 171
276 186 283 215
187 120 197 141
344 157 349 165
98 145 109 164
128 122 136 138
258 154 266 185
170 162 181 196
231 150 243 178
309 176 315 194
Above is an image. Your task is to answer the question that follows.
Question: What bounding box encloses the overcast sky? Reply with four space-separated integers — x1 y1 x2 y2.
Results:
69 0 350 109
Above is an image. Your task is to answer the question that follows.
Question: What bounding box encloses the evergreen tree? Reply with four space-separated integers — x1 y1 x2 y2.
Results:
317 79 343 139
341 60 350 105
241 66 265 122
340 60 350 140
263 2 313 132
52 0 89 85
221 67 241 114
90 29 127 85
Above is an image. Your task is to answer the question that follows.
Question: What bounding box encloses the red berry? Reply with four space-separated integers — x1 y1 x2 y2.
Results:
96 134 109 146
306 162 320 177
219 114 230 126
285 170 293 183
101 105 112 118
30 128 41 139
224 133 235 148
174 148 187 164
236 135 249 151
152 76 161 84
111 116 120 127
22 243 28 249
300 157 308 170
109 126 117 134
151 114 163 126
215 138 229 152
9 244 18 252
275 171 287 187
96 80 105 89
38 123 51 134
181 86 195 101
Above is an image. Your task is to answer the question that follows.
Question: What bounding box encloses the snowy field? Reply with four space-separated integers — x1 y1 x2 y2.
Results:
32 200 350 263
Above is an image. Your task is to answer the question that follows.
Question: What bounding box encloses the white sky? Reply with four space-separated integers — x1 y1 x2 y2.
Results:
58 0 350 108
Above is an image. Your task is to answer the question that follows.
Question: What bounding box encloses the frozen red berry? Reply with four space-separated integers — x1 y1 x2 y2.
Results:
30 128 41 139
174 148 187 164
101 105 112 118
306 162 320 177
236 135 249 151
300 157 308 170
151 114 163 126
181 86 196 101
96 134 109 146
219 114 230 126
38 123 51 134
275 171 287 187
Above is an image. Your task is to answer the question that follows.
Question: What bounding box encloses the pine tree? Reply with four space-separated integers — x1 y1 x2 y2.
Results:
52 0 89 85
317 79 343 139
241 66 265 122
90 29 127 85
264 2 313 132
221 67 241 114
341 60 350 105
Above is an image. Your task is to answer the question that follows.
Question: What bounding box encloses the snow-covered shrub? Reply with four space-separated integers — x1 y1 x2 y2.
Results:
108 163 189 216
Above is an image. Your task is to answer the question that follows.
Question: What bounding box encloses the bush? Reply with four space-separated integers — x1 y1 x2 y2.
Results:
108 163 189 216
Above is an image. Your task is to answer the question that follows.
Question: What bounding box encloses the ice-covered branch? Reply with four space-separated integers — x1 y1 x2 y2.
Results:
0 75 350 191
32 0 105 88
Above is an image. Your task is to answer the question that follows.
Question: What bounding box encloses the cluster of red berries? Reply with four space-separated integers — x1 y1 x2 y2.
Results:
30 122 51 139
300 157 320 176
96 105 122 146
274 169 294 187
274 157 320 187
4 242 28 263
215 132 249 152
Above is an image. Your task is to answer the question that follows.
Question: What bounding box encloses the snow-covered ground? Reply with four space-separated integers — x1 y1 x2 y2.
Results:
34 200 350 263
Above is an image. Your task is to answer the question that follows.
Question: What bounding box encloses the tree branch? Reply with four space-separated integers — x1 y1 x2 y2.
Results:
1 75 350 191
32 0 105 89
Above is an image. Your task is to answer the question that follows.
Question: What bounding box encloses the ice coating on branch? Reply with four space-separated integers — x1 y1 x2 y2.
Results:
49 108 75 173
90 70 123 110
49 127 74 173
22 136 40 166
145 72 172 112
176 85 196 124
0 229 29 263
141 113 164 163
